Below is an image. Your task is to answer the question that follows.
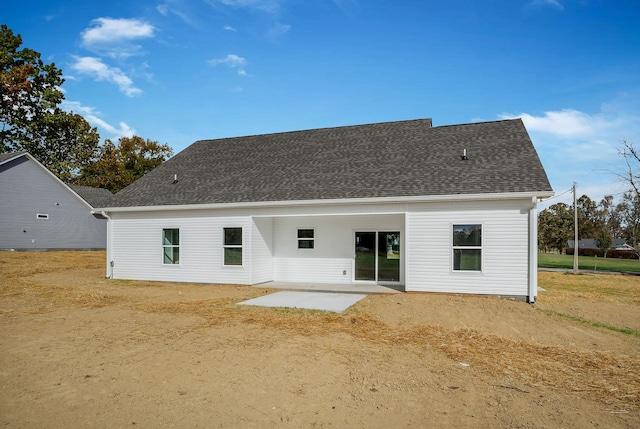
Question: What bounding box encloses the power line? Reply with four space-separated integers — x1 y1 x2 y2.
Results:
540 187 573 203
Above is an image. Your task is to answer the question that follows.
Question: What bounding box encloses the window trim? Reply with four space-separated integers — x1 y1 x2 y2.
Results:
297 228 315 249
451 223 483 273
162 228 180 266
223 227 243 267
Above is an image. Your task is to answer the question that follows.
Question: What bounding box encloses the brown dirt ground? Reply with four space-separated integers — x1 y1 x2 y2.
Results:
0 251 638 428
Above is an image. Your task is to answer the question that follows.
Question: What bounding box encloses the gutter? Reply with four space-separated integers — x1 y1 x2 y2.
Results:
94 191 556 213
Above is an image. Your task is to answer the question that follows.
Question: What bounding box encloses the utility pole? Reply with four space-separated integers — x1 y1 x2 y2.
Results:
573 182 578 274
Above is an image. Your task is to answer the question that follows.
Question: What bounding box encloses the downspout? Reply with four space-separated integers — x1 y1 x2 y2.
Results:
528 197 538 304
101 211 113 279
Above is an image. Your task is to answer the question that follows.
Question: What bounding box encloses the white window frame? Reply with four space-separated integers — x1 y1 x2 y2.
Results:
223 227 243 267
297 228 315 249
162 228 180 265
451 223 483 273
36 213 49 219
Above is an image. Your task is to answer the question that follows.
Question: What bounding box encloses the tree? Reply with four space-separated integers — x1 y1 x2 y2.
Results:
614 191 640 250
616 140 640 197
538 202 573 253
1 24 100 179
75 135 173 193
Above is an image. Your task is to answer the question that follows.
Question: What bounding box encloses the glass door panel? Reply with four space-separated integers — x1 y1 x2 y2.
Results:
378 232 400 282
355 232 376 281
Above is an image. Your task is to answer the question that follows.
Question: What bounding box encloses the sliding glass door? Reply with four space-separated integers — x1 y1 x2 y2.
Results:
355 231 400 283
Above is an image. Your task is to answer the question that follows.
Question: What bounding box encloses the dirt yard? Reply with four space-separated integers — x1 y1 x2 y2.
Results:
0 251 638 428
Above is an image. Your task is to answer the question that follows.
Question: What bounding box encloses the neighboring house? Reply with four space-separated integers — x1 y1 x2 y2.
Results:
96 118 554 303
0 152 111 250
567 239 627 250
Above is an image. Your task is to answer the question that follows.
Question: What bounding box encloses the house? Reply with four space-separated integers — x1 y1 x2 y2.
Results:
96 118 554 303
567 238 636 258
567 238 627 251
0 152 111 250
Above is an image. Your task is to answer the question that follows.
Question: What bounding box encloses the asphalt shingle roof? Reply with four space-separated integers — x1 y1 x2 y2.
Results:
69 185 114 208
109 118 553 208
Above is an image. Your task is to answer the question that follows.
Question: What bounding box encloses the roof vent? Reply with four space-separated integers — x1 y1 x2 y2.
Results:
460 149 468 161
172 174 178 184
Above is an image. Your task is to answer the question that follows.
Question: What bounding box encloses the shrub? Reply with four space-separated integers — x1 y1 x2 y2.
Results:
607 249 639 260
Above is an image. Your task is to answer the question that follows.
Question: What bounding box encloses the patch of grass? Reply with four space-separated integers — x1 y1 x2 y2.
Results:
542 309 640 337
539 252 640 272
538 271 640 303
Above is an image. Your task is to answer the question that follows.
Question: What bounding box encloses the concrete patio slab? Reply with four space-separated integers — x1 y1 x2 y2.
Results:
238 291 368 313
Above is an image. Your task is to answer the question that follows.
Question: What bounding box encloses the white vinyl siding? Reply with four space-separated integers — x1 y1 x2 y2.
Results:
406 199 530 296
272 214 404 284
251 217 273 284
110 210 251 284
106 197 534 297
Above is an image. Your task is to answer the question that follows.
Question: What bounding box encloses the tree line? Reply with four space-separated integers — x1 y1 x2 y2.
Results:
0 24 172 193
539 194 630 254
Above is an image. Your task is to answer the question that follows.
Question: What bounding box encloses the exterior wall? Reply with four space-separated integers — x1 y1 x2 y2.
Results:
405 199 532 296
272 214 404 284
0 156 106 250
109 210 252 284
106 197 535 297
251 217 273 284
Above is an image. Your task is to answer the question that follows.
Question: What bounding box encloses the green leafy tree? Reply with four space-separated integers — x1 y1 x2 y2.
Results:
594 230 613 257
614 191 640 250
76 135 173 193
1 24 100 179
538 202 573 253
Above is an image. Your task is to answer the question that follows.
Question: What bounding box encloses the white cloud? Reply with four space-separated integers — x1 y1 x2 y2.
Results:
529 0 564 10
268 22 291 39
499 100 640 207
498 109 615 138
223 25 237 32
70 56 142 97
157 4 169 15
208 54 248 75
61 100 136 139
82 18 155 45
214 0 282 14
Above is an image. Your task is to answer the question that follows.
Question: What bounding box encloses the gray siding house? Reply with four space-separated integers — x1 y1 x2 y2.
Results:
0 152 111 250
97 118 554 302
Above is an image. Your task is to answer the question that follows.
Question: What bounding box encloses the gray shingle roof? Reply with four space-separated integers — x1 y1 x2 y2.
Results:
69 185 114 208
0 152 24 163
109 118 552 208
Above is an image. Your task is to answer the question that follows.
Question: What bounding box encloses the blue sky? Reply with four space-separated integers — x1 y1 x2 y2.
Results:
4 0 640 207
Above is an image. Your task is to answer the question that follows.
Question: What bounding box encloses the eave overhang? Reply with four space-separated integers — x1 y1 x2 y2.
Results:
94 190 555 214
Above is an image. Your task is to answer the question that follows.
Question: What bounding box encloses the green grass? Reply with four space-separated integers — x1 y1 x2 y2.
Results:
538 252 640 272
541 309 640 337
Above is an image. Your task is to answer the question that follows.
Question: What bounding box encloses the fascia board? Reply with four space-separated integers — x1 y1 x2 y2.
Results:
95 190 556 213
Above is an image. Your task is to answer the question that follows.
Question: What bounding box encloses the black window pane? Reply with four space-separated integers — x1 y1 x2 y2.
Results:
298 239 314 249
453 224 481 246
224 227 242 245
297 229 314 239
224 247 243 265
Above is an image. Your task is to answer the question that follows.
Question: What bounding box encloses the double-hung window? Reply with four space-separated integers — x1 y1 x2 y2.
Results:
297 229 315 249
223 227 243 266
162 228 180 265
452 224 482 271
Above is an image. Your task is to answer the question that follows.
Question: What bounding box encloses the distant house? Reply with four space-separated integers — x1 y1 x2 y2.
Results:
96 118 554 303
0 152 111 250
567 238 627 251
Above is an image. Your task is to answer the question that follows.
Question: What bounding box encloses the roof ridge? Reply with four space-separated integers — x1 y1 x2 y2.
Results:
194 118 434 143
